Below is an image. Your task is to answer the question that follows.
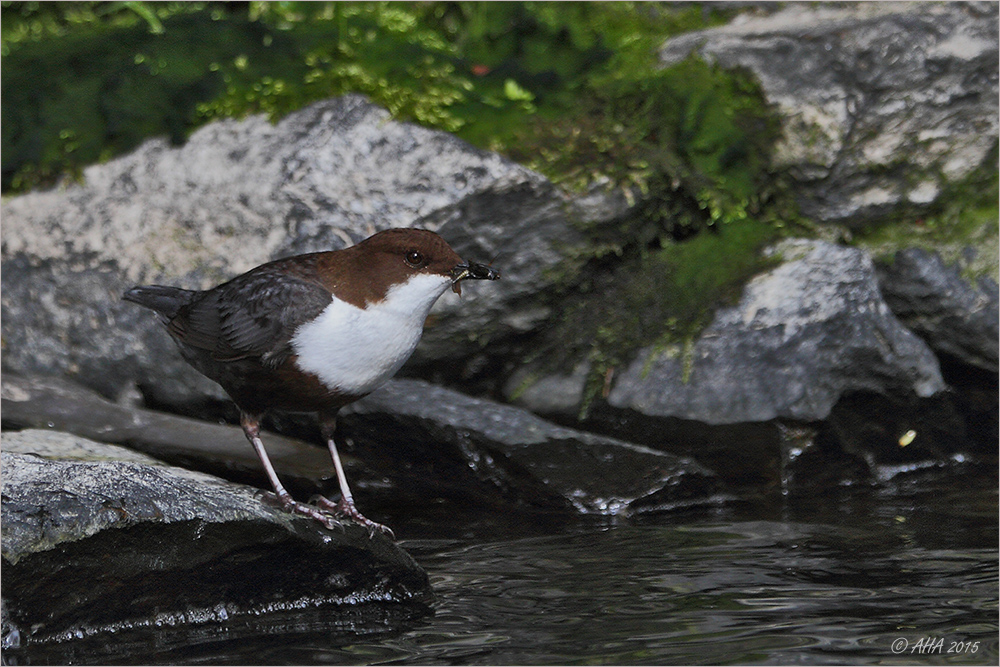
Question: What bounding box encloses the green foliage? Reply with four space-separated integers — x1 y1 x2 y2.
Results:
2 2 307 191
1 1 739 195
194 2 477 131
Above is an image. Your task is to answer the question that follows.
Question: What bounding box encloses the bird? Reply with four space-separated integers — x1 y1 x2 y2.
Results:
124 227 500 536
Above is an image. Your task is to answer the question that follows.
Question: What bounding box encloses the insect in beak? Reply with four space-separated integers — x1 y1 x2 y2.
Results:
451 260 501 294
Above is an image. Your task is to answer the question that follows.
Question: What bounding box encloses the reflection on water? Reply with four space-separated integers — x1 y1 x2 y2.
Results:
9 462 998 665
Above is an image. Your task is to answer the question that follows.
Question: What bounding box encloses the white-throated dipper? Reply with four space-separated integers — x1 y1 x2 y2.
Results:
124 227 500 536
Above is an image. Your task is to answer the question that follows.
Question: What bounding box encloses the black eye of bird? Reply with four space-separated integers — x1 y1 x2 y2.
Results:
404 250 424 268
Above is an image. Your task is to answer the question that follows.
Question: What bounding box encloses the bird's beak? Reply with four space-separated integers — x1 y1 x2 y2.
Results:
451 260 501 294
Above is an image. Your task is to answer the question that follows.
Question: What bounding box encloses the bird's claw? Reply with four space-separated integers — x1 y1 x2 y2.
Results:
266 492 345 532
312 495 395 539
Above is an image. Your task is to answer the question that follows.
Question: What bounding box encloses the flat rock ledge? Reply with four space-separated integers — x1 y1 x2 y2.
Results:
2 372 722 520
1 372 338 496
1 431 431 652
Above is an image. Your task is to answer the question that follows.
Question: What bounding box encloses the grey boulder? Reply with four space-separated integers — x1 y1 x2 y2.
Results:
607 240 945 425
1 431 431 650
661 2 999 222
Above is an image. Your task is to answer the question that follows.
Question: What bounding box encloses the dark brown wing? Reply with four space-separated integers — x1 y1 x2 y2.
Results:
168 265 332 368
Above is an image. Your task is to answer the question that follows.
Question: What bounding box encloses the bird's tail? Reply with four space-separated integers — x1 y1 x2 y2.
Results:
122 285 198 320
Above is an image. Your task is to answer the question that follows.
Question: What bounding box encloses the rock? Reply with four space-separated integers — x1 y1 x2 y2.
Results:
660 2 999 223
1 433 431 651
1 94 623 409
510 239 964 486
3 371 719 518
341 378 721 515
875 247 999 374
1 373 337 497
607 239 946 424
513 240 947 427
2 428 168 465
504 361 591 420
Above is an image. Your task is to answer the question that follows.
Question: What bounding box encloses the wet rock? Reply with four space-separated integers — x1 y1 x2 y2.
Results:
0 433 431 651
875 247 999 374
342 379 722 515
582 414 791 490
661 2 999 223
1 94 623 409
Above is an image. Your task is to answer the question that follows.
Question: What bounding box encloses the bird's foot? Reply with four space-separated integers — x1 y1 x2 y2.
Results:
313 495 394 539
264 492 344 532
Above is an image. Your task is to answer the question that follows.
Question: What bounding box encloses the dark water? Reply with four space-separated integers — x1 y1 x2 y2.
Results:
10 462 998 665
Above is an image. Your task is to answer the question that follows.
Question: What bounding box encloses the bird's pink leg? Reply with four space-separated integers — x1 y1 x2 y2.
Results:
240 413 341 530
314 415 394 538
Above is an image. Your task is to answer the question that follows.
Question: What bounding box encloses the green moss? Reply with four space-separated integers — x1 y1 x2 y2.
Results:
502 55 781 228
2 1 736 192
531 217 786 419
854 146 999 283
2 5 308 191
497 41 795 418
